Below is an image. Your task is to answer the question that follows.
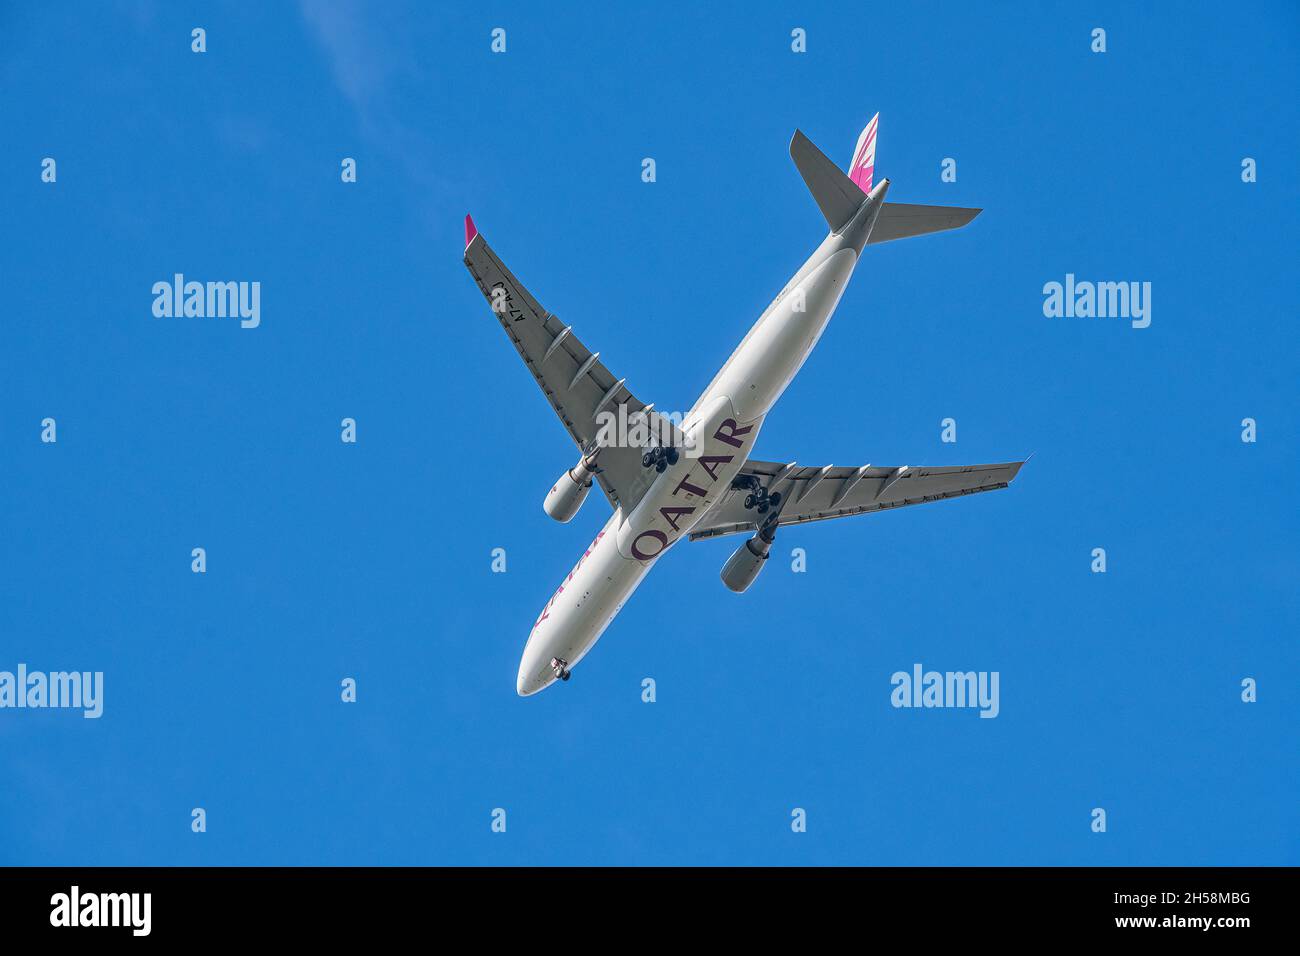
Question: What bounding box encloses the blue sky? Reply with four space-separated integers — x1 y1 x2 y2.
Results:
2 1 1296 865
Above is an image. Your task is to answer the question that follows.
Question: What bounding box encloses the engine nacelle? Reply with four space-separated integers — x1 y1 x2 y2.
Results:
720 527 775 593
543 454 599 523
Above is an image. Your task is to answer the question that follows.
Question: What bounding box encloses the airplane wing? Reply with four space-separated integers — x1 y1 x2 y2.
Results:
687 458 1025 540
464 220 675 513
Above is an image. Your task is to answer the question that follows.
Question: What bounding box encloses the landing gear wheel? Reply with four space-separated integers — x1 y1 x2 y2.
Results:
744 494 756 509
561 670 571 681
769 492 782 507
665 448 680 466
757 503 769 514
642 452 654 467
655 459 668 473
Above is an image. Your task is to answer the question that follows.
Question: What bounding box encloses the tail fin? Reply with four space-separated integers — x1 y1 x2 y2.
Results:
792 115 981 243
849 113 879 194
790 129 870 232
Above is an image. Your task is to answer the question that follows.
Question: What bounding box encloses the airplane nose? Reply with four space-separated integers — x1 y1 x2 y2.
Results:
517 623 566 696
516 650 547 697
516 671 550 697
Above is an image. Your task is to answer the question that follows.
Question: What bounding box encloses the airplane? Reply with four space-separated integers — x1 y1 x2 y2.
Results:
463 114 1026 697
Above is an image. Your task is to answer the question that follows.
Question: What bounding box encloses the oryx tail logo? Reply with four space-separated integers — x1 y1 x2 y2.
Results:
849 113 879 193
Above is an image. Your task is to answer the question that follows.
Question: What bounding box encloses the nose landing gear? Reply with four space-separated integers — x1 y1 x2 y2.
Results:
550 658 571 681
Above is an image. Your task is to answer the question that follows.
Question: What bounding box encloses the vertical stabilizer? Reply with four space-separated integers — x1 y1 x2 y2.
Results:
790 130 869 232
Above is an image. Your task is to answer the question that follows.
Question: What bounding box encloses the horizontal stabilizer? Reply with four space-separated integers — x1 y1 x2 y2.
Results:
790 129 867 232
867 202 981 244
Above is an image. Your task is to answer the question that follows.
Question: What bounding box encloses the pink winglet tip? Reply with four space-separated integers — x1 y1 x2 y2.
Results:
464 214 478 248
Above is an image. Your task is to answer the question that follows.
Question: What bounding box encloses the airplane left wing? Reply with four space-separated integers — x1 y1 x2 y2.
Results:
464 219 676 514
688 458 1026 540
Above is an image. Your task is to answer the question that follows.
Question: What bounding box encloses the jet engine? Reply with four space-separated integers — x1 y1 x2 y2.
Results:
543 452 599 523
720 522 777 593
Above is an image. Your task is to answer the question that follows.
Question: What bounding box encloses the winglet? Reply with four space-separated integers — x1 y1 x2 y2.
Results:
848 112 879 195
464 214 478 249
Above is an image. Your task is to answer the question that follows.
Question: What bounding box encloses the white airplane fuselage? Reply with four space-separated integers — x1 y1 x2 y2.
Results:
516 180 890 695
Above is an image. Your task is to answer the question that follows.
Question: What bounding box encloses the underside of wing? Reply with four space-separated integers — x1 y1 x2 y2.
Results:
866 202 982 244
464 222 682 514
689 458 1026 540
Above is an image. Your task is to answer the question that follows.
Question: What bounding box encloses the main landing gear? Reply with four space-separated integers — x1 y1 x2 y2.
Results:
641 445 680 473
732 474 782 515
551 658 571 682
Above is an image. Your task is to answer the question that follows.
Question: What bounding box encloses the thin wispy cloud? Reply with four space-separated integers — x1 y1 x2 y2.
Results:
298 0 447 201
298 0 405 110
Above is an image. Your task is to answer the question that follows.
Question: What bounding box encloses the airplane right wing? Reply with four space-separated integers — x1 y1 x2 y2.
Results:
688 459 1026 540
463 217 682 514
